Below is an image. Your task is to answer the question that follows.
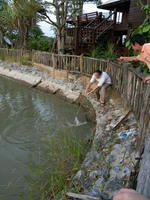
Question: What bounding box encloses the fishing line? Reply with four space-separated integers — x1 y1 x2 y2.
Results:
68 95 88 127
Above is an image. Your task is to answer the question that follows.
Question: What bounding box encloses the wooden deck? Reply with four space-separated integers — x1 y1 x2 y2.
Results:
64 0 146 55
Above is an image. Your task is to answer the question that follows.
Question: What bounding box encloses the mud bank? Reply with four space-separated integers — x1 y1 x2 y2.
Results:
0 61 139 199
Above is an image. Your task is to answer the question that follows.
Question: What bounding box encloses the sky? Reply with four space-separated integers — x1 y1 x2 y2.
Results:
38 1 108 37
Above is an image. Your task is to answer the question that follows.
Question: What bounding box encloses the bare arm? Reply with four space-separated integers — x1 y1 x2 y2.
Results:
113 188 148 200
85 82 92 96
118 56 138 62
87 86 100 96
143 75 150 83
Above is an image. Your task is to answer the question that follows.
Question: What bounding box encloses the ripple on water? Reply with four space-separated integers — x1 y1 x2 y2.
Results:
0 76 93 200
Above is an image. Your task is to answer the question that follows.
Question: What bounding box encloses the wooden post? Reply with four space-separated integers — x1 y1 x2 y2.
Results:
92 30 95 48
136 123 150 199
6 48 9 55
74 27 79 55
105 58 110 73
122 63 131 96
32 49 34 67
113 9 117 24
136 83 150 154
80 54 83 73
52 53 56 78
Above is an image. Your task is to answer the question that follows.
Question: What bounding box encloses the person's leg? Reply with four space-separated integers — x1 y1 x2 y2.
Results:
100 83 110 106
95 87 100 101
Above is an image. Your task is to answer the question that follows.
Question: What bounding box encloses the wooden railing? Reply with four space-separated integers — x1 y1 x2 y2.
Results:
80 10 116 46
0 48 149 154
108 62 150 153
94 10 116 41
77 12 99 24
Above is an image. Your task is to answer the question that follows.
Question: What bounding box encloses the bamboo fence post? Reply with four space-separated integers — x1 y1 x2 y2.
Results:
122 63 131 97
52 53 56 78
105 58 110 73
80 54 83 74
32 49 35 67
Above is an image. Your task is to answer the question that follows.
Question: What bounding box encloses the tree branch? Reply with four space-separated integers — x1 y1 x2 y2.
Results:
43 14 58 27
138 0 144 7
60 7 80 28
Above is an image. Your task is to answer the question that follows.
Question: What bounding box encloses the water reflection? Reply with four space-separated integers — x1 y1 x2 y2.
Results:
0 76 93 200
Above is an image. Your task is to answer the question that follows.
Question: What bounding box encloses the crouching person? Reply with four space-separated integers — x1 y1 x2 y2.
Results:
85 70 111 107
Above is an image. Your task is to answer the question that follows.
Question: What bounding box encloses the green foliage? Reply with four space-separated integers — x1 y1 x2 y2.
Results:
87 48 97 58
29 36 54 52
22 53 30 61
97 0 102 6
30 26 44 39
131 18 150 42
0 53 6 61
86 41 116 59
99 42 115 59
0 0 43 48
28 26 54 52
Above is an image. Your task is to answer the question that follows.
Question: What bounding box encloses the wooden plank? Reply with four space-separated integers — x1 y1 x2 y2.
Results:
112 109 132 131
136 83 150 154
136 124 150 199
66 192 102 200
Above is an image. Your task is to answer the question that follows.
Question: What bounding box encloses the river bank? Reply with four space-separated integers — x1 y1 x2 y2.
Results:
0 60 139 199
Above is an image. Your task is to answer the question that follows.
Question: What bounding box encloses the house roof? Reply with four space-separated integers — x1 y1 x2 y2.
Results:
97 0 130 11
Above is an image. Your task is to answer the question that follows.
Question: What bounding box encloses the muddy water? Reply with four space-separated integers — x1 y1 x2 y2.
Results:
0 76 93 200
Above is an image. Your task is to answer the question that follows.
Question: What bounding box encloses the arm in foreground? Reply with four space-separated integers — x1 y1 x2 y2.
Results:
143 75 150 83
113 189 148 200
118 56 138 62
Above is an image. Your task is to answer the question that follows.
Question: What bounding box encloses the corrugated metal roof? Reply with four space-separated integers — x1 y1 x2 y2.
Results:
102 0 122 5
98 0 130 10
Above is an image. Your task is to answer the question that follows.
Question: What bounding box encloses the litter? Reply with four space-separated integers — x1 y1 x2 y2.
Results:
119 130 132 140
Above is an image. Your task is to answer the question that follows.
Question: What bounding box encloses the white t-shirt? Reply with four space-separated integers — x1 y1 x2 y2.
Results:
90 72 111 87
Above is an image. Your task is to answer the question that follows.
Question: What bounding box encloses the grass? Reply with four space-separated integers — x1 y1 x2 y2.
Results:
0 53 31 66
25 130 91 200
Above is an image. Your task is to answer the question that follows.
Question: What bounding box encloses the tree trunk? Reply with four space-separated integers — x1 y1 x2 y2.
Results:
57 28 61 54
0 28 3 47
23 25 29 49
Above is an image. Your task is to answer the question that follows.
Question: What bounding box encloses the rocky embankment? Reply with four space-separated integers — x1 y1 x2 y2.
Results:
0 61 139 199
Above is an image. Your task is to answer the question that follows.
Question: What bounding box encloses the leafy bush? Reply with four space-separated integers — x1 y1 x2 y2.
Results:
86 41 116 59
29 36 54 52
28 26 54 52
22 53 30 61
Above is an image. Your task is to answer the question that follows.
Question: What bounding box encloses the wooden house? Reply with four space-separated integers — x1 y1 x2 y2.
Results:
65 0 146 55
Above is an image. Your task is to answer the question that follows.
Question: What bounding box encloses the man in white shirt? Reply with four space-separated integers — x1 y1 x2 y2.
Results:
85 70 111 107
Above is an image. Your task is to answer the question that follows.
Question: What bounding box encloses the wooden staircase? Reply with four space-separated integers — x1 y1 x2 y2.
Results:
66 10 117 54
80 10 116 46
65 10 117 54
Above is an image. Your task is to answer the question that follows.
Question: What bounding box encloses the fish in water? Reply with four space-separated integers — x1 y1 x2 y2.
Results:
74 116 87 126
66 117 87 127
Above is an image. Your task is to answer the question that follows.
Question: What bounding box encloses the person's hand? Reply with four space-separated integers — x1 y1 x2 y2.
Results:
113 188 148 200
143 75 150 84
118 57 124 61
87 92 90 96
85 90 88 96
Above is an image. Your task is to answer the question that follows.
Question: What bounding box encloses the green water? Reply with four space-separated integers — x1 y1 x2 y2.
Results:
0 76 93 200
